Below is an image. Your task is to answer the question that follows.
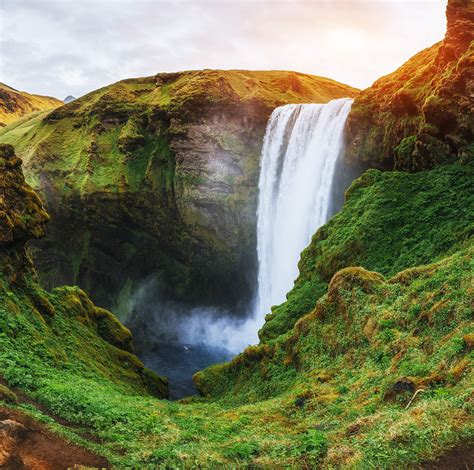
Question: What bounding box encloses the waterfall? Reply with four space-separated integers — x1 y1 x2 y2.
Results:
255 97 353 326
137 97 354 356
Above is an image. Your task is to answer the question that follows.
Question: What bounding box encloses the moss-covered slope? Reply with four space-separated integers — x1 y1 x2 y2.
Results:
0 83 62 127
0 70 358 312
346 0 473 171
195 244 473 468
0 144 168 406
258 160 473 341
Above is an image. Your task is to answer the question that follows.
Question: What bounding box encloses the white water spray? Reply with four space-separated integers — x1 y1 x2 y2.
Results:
254 98 353 329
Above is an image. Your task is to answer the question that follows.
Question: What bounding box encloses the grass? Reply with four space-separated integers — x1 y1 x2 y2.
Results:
1 243 471 468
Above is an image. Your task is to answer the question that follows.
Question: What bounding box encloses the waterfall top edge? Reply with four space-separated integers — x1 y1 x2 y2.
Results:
270 97 354 116
274 97 354 109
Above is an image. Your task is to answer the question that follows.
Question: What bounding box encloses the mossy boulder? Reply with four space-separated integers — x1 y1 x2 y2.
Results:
327 267 385 301
91 307 134 352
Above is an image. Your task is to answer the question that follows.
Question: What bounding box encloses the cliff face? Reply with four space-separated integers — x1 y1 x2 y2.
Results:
0 144 168 399
0 83 62 127
346 0 473 171
0 70 358 312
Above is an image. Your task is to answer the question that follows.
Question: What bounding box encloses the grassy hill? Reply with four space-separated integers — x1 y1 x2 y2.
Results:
0 83 62 127
1 147 472 467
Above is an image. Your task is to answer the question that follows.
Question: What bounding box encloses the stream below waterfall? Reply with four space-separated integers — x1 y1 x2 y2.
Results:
139 340 234 399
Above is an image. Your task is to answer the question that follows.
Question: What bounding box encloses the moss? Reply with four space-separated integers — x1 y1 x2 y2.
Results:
327 267 385 300
394 135 417 168
0 383 18 404
91 307 133 352
141 367 169 399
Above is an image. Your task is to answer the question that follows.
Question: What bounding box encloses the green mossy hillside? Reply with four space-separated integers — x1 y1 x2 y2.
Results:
259 161 474 341
0 271 169 400
194 245 473 467
346 0 473 170
2 243 472 468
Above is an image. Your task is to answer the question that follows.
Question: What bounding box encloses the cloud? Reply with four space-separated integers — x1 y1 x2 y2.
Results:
0 0 446 99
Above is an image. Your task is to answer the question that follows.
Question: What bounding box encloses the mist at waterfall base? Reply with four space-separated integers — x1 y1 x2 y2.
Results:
124 278 256 398
127 97 357 399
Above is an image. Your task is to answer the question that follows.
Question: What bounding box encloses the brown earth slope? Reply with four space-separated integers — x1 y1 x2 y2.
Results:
0 83 62 127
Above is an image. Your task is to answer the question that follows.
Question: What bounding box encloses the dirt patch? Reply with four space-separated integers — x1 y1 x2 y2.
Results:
0 377 102 444
0 407 109 469
420 444 474 469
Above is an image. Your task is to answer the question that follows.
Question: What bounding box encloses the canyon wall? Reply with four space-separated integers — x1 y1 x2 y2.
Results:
0 71 357 313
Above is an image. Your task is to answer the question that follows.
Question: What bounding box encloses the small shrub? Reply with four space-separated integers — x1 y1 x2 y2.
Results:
222 441 259 461
294 429 329 461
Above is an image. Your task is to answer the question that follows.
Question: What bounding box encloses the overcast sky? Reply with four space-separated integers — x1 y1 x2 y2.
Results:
0 0 446 100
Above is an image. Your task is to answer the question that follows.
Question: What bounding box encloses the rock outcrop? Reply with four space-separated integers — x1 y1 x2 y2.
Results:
0 83 62 127
346 0 473 171
0 70 358 313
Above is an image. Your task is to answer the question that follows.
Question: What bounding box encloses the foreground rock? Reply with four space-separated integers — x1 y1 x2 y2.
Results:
0 409 109 469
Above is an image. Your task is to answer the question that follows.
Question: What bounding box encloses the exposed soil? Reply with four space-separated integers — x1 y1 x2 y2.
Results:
0 408 109 470
0 376 109 469
420 444 474 469
0 377 102 444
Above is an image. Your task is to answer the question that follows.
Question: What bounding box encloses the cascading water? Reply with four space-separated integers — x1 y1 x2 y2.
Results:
254 97 353 327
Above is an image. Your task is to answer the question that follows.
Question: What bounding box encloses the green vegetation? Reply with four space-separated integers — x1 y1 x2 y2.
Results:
1 141 472 466
2 237 472 468
0 3 472 464
194 245 473 468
